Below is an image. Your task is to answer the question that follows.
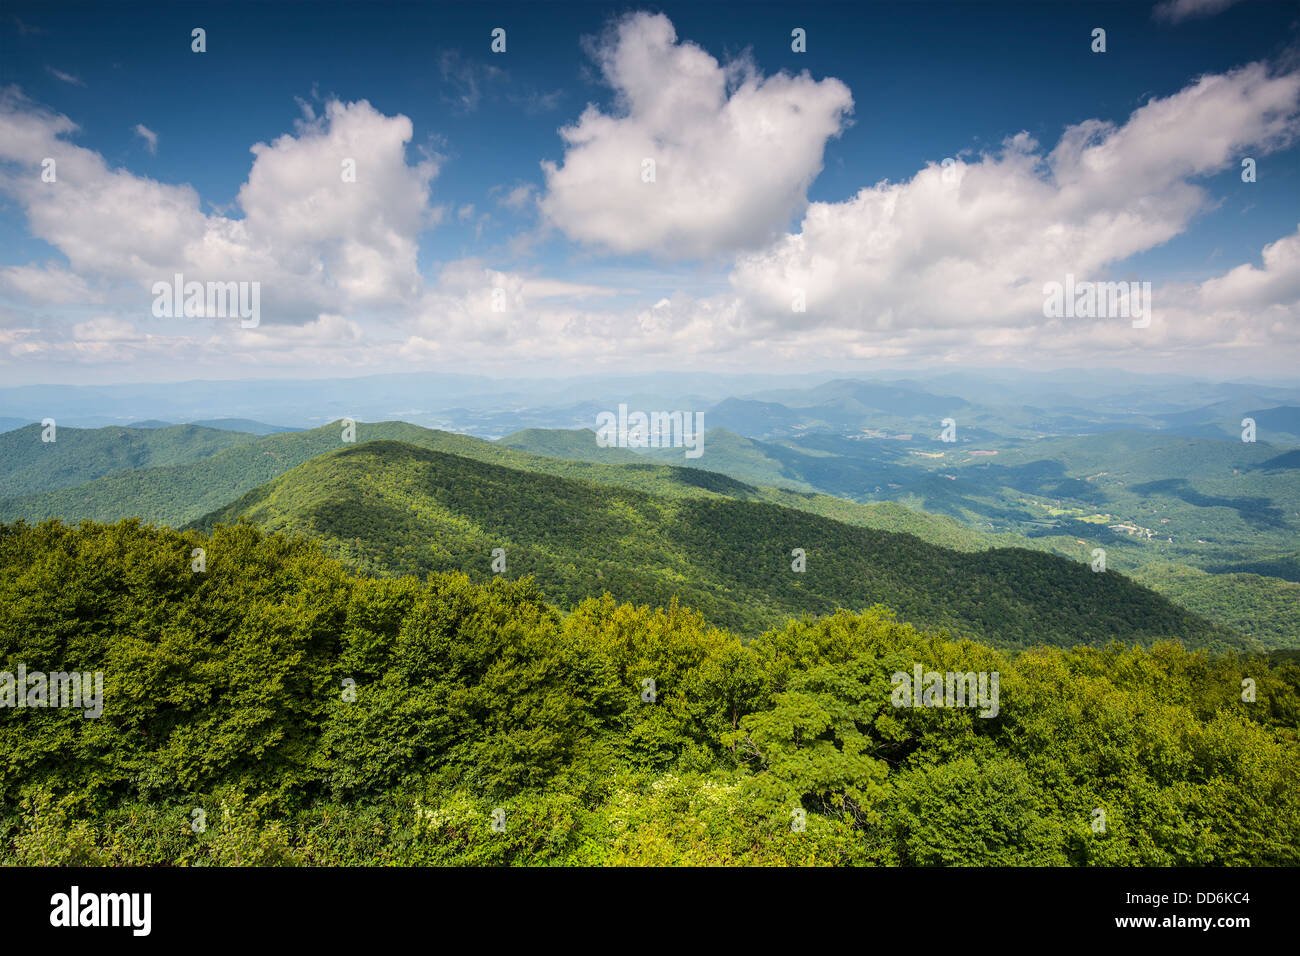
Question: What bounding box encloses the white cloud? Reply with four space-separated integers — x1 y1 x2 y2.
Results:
539 12 852 259
71 315 137 341
494 182 536 212
439 50 505 113
399 259 730 364
0 263 98 305
45 67 84 87
0 90 440 322
1153 0 1245 24
132 123 158 154
1 51 1298 379
728 62 1300 341
520 278 623 299
237 98 439 307
236 312 364 347
1194 225 1300 312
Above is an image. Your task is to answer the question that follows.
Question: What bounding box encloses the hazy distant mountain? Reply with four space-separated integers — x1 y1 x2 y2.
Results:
757 379 972 417
6 370 1297 441
1243 406 1300 444
704 398 811 438
192 419 302 435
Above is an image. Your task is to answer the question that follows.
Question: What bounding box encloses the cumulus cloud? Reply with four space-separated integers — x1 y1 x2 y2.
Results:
1087 227 1300 367
728 62 1300 343
1194 225 1300 312
1 47 1297 378
0 89 439 323
397 259 732 366
236 98 438 307
539 12 852 258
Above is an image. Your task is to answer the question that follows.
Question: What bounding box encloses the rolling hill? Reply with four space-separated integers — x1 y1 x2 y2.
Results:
188 439 1250 651
0 420 1018 549
122 418 301 435
3 419 1293 647
497 427 642 463
479 426 1300 647
0 422 264 498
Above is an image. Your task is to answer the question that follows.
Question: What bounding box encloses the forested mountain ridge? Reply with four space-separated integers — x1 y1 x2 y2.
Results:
0 420 1022 549
1 420 1293 647
509 425 1300 647
0 422 262 498
0 421 441 525
189 439 1249 650
497 427 643 463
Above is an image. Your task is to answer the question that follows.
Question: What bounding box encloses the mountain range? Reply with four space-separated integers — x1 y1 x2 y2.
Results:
1 411 1285 651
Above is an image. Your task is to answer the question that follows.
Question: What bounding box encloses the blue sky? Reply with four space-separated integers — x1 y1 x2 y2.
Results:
1 0 1298 382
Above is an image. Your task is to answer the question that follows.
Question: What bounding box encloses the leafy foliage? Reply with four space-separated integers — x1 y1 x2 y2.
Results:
2 519 1295 866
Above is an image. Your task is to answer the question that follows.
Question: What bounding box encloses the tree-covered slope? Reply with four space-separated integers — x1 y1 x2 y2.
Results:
1132 563 1300 648
0 421 1017 551
190 440 1249 650
0 422 262 498
0 421 441 525
1 519 1295 866
498 427 643 463
1 420 1289 647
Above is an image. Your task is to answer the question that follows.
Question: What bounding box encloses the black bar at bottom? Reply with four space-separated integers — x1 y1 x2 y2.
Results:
1 865 1277 942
